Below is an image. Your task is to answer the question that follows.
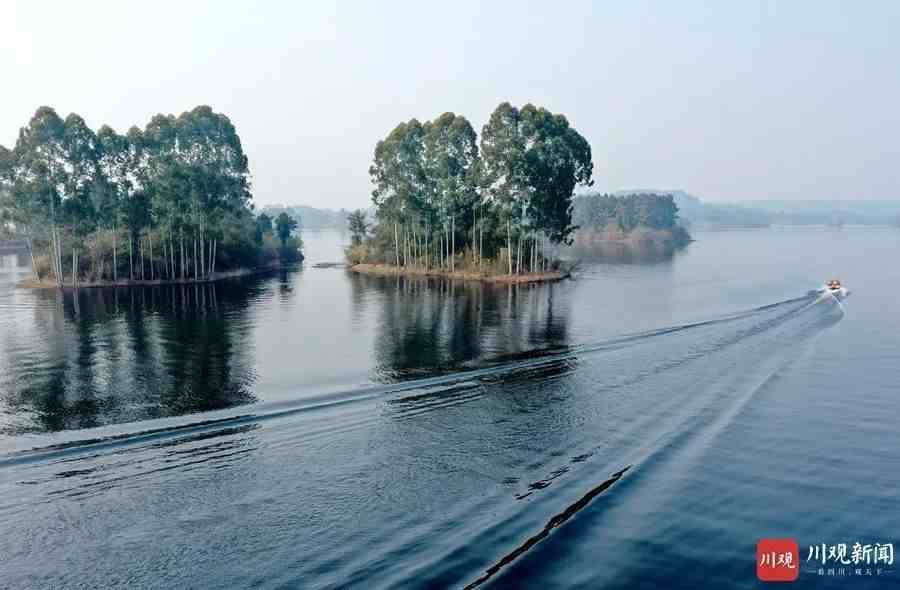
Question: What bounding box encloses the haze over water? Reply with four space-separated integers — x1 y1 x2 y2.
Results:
1 228 898 588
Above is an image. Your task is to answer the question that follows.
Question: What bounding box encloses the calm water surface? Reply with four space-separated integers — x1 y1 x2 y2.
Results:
0 228 898 589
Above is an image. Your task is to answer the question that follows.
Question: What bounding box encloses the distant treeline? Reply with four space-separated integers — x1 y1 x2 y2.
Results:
0 106 299 287
666 190 900 228
573 192 682 232
260 205 352 230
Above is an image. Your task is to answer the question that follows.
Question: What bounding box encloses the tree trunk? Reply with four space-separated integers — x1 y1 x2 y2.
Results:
140 236 145 281
451 215 455 273
394 222 400 267
541 236 547 272
180 235 185 281
112 228 118 283
479 213 483 272
516 236 520 275
52 227 62 288
58 230 63 287
129 236 133 281
211 239 217 276
72 248 76 288
26 237 37 281
149 232 154 281
472 208 477 264
199 235 203 279
530 235 535 273
194 238 199 281
507 218 512 275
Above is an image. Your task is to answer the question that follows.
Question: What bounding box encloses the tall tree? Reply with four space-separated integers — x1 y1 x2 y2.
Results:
517 104 593 245
5 105 282 286
347 209 368 245
254 212 273 245
423 113 479 271
480 103 526 273
274 212 298 248
370 119 427 267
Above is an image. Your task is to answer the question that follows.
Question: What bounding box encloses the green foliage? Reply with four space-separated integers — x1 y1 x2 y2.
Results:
1 105 300 285
347 209 368 245
274 212 298 248
254 212 273 245
361 102 593 274
573 193 682 233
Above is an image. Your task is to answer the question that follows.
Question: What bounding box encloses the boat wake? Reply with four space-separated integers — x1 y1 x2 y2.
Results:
0 289 847 589
0 290 842 470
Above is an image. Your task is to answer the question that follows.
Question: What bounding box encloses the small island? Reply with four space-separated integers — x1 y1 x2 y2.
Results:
571 192 692 248
0 106 302 290
345 102 592 284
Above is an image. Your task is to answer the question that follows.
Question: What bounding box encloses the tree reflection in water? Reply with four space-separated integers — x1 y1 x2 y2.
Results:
2 282 258 436
349 274 572 381
566 238 687 265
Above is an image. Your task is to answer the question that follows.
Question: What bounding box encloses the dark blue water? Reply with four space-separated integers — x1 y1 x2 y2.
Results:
0 228 898 588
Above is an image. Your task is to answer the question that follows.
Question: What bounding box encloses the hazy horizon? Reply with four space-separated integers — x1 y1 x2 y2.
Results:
3 1 898 209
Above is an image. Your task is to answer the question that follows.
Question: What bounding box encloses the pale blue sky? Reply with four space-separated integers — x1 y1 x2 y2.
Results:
2 1 898 208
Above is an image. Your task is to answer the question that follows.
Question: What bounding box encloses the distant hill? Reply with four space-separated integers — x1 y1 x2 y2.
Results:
615 190 900 228
614 190 771 229
263 197 900 232
260 205 352 230
743 200 900 226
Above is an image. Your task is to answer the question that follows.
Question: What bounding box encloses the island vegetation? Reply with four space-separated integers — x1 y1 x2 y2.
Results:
0 105 301 289
572 192 691 247
260 204 350 230
346 102 593 282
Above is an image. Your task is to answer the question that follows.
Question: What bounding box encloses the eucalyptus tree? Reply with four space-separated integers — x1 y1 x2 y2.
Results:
517 104 593 250
423 113 479 271
96 126 133 281
274 212 297 248
255 212 273 245
481 102 593 273
7 107 104 286
370 119 428 267
0 144 43 279
7 107 65 285
0 146 39 277
60 114 104 286
140 106 251 280
177 106 251 279
347 209 368 245
4 105 275 286
479 102 526 273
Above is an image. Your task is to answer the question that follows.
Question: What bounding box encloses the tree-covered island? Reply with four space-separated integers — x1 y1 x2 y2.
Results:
0 106 301 289
346 102 594 283
572 192 692 247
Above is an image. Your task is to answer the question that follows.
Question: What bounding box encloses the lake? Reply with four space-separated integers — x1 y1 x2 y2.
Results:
1 227 898 589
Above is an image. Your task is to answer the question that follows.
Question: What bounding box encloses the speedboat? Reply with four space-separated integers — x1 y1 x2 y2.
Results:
822 279 850 300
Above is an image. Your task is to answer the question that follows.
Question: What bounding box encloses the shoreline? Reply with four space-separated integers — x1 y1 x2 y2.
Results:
16 264 287 290
348 263 569 284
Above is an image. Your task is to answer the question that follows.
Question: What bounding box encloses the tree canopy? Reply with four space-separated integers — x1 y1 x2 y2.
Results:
572 193 681 232
0 105 297 286
361 102 593 275
347 209 368 245
274 212 298 248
